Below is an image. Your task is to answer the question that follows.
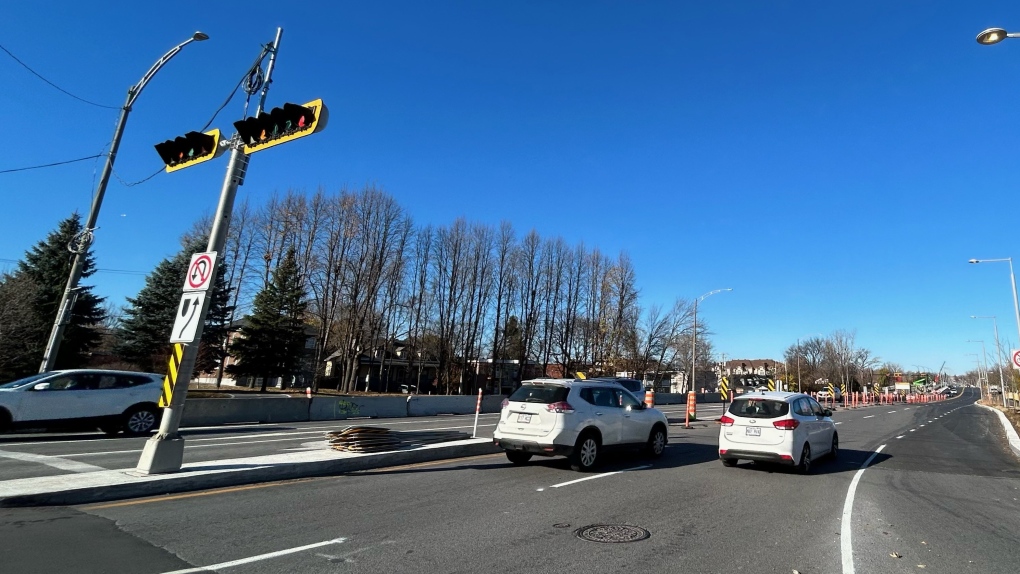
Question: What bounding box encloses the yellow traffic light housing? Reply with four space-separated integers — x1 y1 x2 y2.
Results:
233 98 328 154
154 129 225 173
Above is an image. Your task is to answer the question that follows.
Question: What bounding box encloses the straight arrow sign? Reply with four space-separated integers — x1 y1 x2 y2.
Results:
170 292 206 343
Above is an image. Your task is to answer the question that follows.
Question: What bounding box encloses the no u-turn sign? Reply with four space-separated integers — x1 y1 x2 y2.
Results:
1011 349 1020 371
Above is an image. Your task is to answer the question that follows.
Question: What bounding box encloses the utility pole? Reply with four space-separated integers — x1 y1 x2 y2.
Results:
137 28 283 474
40 32 208 373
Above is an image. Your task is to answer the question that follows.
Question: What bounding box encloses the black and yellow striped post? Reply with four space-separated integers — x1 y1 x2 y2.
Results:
719 377 729 401
159 343 185 408
767 378 776 392
840 382 847 397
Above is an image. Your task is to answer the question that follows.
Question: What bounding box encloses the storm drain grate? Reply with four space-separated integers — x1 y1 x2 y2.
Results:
575 524 651 543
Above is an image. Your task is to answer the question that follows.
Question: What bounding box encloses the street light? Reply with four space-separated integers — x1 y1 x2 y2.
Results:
977 27 1020 45
971 315 1008 407
39 32 209 373
968 258 1020 369
689 288 732 394
967 340 990 399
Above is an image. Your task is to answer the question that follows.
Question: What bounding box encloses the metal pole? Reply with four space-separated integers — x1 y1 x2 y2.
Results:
797 339 801 393
39 33 206 373
137 29 281 474
690 299 697 396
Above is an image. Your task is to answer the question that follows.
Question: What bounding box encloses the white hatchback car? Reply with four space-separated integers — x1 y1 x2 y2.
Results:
718 391 837 473
493 378 669 471
0 369 164 435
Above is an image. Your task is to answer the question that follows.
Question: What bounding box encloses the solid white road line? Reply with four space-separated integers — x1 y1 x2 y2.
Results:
0 449 105 473
161 537 347 574
547 465 652 489
841 444 886 574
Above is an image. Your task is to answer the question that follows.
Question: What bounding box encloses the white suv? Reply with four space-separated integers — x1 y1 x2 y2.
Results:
493 378 669 471
0 369 164 435
718 391 837 473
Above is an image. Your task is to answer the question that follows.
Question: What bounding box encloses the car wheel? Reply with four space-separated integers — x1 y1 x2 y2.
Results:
570 433 600 472
124 406 159 436
797 443 812 474
720 457 737 467
645 426 667 458
829 433 839 461
505 451 532 465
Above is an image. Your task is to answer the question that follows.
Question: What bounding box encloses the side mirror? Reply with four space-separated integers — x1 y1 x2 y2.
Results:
822 409 832 417
33 382 51 391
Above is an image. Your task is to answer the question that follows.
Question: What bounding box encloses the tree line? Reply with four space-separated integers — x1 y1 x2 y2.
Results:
4 186 894 396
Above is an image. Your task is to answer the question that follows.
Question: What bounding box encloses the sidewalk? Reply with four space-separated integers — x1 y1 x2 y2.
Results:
0 438 499 508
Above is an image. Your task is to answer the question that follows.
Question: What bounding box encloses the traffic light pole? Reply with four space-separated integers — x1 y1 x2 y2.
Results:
137 28 282 474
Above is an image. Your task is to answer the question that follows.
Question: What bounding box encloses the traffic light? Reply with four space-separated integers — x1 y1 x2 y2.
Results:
233 98 328 154
154 129 225 173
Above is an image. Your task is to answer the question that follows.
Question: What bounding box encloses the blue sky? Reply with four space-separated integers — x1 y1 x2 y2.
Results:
2 1 1019 376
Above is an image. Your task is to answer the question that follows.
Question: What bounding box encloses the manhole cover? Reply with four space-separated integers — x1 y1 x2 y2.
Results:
575 524 651 543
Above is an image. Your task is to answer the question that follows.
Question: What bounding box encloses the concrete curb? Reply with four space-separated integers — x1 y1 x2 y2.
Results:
0 438 501 508
977 404 1020 460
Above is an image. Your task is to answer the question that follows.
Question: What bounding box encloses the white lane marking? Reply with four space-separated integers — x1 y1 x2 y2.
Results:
888 410 896 413
548 465 651 489
0 448 105 473
835 422 843 425
841 444 886 574
863 415 874 419
920 425 925 428
896 435 904 439
161 537 347 574
909 429 916 432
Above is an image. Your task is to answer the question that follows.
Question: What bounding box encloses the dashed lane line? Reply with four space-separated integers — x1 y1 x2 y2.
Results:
160 537 347 574
541 465 652 490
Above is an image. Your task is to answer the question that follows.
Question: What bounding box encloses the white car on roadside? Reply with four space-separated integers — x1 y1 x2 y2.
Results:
493 378 669 471
718 391 837 473
0 369 164 435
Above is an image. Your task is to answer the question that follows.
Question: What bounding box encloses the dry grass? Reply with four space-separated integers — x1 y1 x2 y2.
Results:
978 398 1020 432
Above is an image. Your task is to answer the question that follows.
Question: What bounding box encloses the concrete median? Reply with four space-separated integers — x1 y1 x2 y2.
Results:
308 396 409 421
0 438 501 507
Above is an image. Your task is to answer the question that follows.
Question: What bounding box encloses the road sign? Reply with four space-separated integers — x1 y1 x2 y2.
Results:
183 251 218 292
1012 349 1020 370
159 343 184 408
170 292 206 343
767 378 776 392
719 377 729 401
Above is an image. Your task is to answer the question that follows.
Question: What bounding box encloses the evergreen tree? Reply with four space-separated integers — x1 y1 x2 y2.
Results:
3 214 105 375
227 248 308 392
115 238 232 374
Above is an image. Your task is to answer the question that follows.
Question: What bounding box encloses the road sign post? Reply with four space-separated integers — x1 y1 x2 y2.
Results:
136 28 283 475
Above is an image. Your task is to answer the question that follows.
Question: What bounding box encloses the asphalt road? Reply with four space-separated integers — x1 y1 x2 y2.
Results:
2 388 1017 574
0 402 724 481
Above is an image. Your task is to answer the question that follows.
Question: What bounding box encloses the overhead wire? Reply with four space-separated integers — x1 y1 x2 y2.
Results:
0 42 120 110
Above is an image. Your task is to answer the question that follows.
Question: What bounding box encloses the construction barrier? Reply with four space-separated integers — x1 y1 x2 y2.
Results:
645 389 656 408
686 391 697 423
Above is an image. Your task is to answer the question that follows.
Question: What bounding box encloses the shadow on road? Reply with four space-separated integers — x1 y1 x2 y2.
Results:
723 449 892 475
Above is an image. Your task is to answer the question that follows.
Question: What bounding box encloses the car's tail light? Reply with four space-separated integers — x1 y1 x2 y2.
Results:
773 418 800 430
779 454 793 462
719 415 734 426
719 449 728 455
546 401 575 414
500 398 509 410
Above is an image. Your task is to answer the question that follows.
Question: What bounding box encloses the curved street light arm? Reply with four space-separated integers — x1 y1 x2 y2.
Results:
128 34 205 108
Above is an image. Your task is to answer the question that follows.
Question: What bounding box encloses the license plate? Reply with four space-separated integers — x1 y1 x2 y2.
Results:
745 427 761 436
517 413 532 423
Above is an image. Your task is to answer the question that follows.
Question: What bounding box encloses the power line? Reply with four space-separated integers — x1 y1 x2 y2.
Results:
0 43 120 110
0 154 105 174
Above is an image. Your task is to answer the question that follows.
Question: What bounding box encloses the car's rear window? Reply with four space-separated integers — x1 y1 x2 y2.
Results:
509 384 570 404
728 399 789 419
